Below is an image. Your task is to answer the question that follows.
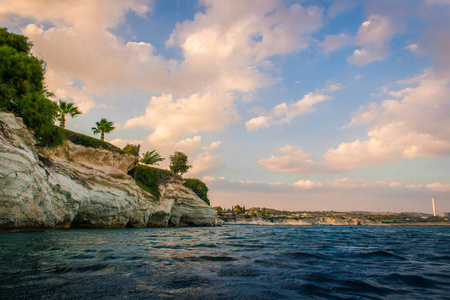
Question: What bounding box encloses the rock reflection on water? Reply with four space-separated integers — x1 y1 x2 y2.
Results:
0 226 449 299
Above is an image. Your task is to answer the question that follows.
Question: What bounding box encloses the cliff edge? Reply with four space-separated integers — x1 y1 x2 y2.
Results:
0 113 217 230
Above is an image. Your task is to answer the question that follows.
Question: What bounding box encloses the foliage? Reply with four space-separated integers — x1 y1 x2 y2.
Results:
169 151 191 175
184 178 210 205
63 128 123 153
232 205 245 213
91 118 115 141
153 167 180 183
140 150 165 165
55 99 81 129
213 206 223 214
135 165 181 199
135 165 161 199
0 27 62 147
136 180 160 199
122 144 140 156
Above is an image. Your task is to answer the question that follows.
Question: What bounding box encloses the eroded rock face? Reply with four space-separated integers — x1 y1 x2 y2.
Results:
0 113 217 230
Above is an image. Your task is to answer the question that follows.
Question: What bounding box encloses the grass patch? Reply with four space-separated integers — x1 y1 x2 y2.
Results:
136 180 160 198
62 128 123 153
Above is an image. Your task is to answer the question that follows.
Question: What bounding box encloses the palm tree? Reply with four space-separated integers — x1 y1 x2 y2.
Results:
56 100 81 129
140 150 165 165
91 118 115 141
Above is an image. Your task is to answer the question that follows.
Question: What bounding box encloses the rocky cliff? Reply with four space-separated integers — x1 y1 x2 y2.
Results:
0 113 217 230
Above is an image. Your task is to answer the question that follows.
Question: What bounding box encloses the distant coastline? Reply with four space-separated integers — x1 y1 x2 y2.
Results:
218 209 450 226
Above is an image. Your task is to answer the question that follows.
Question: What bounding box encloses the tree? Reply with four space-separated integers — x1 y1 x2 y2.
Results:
55 100 81 129
140 150 165 165
0 27 63 147
184 178 209 205
91 118 115 141
213 206 223 214
233 205 244 213
122 144 140 156
169 151 191 175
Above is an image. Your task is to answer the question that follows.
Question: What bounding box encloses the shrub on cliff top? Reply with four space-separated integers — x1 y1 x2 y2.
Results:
135 165 182 199
0 28 62 147
184 178 210 206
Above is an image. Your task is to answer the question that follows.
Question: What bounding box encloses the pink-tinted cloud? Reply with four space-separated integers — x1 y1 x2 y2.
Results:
260 71 450 173
246 83 340 131
347 15 394 65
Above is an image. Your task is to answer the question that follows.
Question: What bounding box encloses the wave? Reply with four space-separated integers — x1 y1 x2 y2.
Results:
192 243 217 248
427 254 450 262
383 273 437 288
287 251 324 260
357 250 407 260
179 255 238 262
337 279 396 295
218 267 262 277
50 264 117 275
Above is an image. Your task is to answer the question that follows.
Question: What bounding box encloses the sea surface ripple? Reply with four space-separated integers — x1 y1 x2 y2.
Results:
0 225 449 299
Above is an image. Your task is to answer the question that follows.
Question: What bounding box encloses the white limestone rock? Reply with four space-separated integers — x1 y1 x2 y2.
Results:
0 113 217 230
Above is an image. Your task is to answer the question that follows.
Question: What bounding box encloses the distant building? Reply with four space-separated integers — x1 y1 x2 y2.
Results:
441 212 450 217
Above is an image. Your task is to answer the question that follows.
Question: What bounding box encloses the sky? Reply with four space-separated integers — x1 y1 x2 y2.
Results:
1 0 450 213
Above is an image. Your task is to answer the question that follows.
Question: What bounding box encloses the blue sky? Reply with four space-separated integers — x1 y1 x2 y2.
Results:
1 0 450 213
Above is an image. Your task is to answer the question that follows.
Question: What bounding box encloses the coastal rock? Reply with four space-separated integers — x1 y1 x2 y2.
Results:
0 113 217 230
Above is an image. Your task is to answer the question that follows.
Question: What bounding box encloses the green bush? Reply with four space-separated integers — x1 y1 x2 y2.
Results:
135 165 182 199
135 165 161 199
184 178 210 205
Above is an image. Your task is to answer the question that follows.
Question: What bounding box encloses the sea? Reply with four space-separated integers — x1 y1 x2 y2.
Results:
0 225 449 299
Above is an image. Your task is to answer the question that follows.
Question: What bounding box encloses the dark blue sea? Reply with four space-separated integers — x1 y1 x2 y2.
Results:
0 225 449 299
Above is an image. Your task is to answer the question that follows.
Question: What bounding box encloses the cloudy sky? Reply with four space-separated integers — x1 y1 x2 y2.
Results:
2 0 450 213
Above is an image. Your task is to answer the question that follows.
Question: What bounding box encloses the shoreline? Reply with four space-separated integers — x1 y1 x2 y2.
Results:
218 213 450 226
221 222 450 226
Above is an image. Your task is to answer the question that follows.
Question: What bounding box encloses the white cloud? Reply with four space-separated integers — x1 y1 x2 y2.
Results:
246 83 340 131
0 0 326 164
124 90 239 143
165 0 323 93
260 71 450 173
187 141 224 177
347 15 394 65
319 33 353 54
201 176 225 184
342 103 379 129
45 69 97 113
0 0 158 112
293 180 324 189
207 175 450 194
258 145 334 174
406 43 419 54
245 116 270 131
327 0 358 18
0 0 151 31
1 0 323 116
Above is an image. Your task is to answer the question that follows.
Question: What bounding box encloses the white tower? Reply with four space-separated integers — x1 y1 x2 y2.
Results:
432 197 436 216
